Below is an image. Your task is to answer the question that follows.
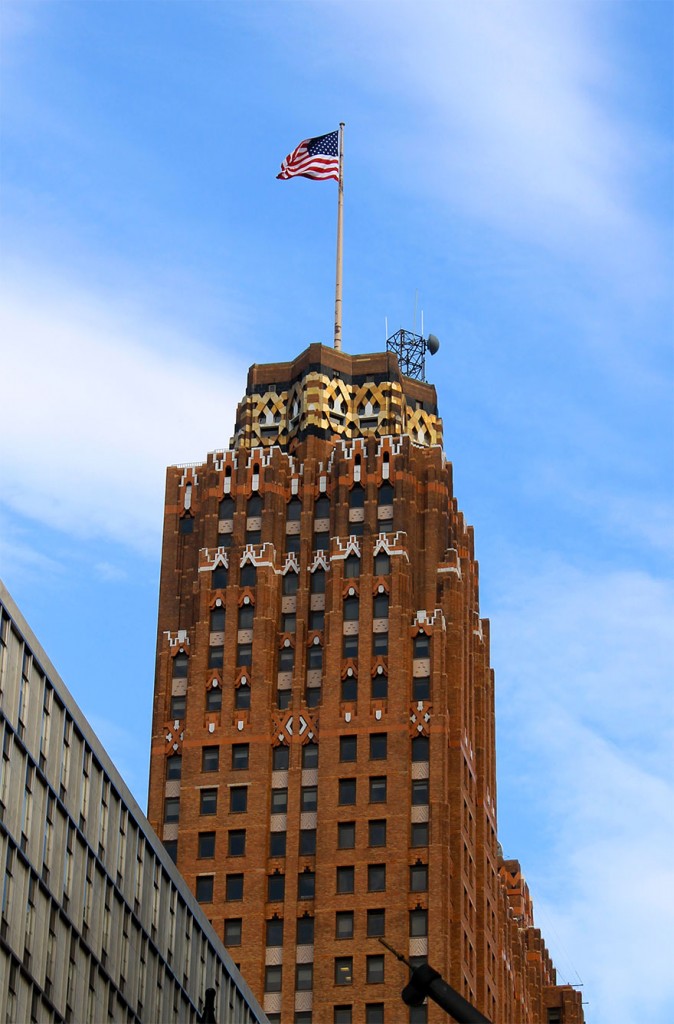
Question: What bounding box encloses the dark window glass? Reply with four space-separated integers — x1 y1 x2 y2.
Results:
344 556 360 578
237 643 253 666
368 864 386 892
271 789 288 814
413 676 431 701
411 822 429 847
302 742 319 768
336 867 354 894
339 779 356 805
334 1007 352 1024
212 565 228 588
277 689 292 709
267 874 285 902
371 674 388 699
269 832 287 857
282 571 298 595
369 734 387 760
338 822 355 849
279 647 295 672
282 612 296 633
206 688 222 711
273 745 290 770
409 909 428 936
238 605 254 629
335 957 353 986
307 645 323 670
287 498 302 521
297 916 314 944
367 909 385 937
198 832 215 859
369 819 387 847
167 755 182 780
309 610 324 631
349 486 365 509
200 789 217 815
296 963 313 991
265 965 282 992
369 776 387 803
350 520 364 537
240 564 257 588
343 596 359 621
208 646 224 669
163 839 177 863
314 496 330 519
306 690 321 713
412 780 429 805
170 694 186 719
410 863 428 891
226 874 244 901
230 787 248 813
342 635 359 659
196 876 213 903
298 871 315 900
266 919 284 946
164 797 179 823
300 786 317 813
378 483 394 505
413 634 430 659
372 633 388 656
228 829 246 857
336 911 354 939
365 1004 384 1024
285 534 300 554
341 677 357 701
179 516 193 534
311 569 326 594
210 606 226 631
232 743 249 770
411 736 430 762
224 918 241 946
366 956 384 984
373 594 389 619
219 497 234 521
234 685 250 710
340 735 357 761
374 552 390 575
172 653 188 678
410 1006 428 1024
314 532 330 551
247 494 263 517
299 829 316 856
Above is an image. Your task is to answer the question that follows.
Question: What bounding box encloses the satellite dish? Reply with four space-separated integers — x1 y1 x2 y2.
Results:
426 334 440 356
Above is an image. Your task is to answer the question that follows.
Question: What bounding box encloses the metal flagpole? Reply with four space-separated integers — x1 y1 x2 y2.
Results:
333 122 345 351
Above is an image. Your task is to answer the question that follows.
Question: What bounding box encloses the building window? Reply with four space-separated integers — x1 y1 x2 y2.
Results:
343 596 359 621
340 735 357 761
344 555 360 578
202 746 219 772
371 673 388 699
287 498 302 521
271 788 288 814
195 876 213 903
365 1004 384 1024
413 635 430 659
273 745 290 770
224 918 242 946
286 533 301 554
334 1008 352 1024
302 742 319 768
336 911 354 939
166 754 182 780
301 786 318 813
212 565 228 588
232 743 250 770
409 909 428 936
369 776 387 803
368 819 387 847
170 694 186 719
268 874 285 902
296 963 314 991
228 829 246 857
368 864 386 892
411 780 429 805
297 915 315 945
315 495 330 519
411 822 429 847
279 647 295 672
298 871 315 900
179 515 193 534
341 677 357 701
206 688 222 711
237 642 253 666
210 606 226 632
372 633 388 656
230 787 248 813
373 593 389 619
279 682 292 706
163 840 177 862
240 564 257 588
410 864 428 891
311 569 326 594
366 956 384 984
307 645 323 670
265 965 282 992
349 485 365 509
342 635 359 659
237 605 254 629
374 551 390 575
336 867 354 894
335 957 353 986
300 829 316 856
270 832 287 857
314 531 330 551
266 918 284 946
369 734 387 760
198 832 216 859
172 653 188 678
282 612 296 633
338 822 355 849
219 497 234 521
247 494 262 517
226 874 244 901
339 779 356 805
200 789 217 815
411 736 429 761
283 571 298 595
413 676 430 701
235 686 250 710
367 909 385 937
164 797 179 823
309 609 325 631
306 690 321 715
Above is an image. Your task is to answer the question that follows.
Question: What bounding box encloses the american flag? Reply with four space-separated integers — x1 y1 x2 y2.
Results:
277 130 340 181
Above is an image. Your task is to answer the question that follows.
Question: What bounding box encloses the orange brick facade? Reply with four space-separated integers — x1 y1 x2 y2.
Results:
147 345 583 1024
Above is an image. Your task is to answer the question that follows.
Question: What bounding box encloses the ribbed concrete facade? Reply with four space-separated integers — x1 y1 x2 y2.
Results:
147 344 584 1024
0 581 267 1024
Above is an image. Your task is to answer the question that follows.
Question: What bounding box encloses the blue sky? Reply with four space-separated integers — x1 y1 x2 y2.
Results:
1 2 672 1021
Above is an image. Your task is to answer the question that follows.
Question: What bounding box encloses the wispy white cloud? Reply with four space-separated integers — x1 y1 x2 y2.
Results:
0 268 248 554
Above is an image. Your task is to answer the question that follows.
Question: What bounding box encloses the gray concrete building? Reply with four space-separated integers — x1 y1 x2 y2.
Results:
0 579 268 1024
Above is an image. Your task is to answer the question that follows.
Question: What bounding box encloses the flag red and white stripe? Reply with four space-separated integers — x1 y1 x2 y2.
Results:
277 130 340 181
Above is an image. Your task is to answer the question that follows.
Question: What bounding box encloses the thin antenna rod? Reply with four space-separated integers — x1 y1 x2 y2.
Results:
421 309 424 337
377 937 413 969
333 122 345 351
413 289 418 335
385 316 388 343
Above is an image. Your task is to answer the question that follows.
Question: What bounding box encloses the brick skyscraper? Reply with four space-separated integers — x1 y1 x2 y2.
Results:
147 343 583 1024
